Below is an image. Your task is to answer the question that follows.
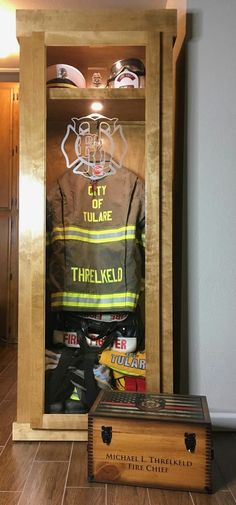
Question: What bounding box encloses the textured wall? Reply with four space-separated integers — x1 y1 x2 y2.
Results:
185 0 236 428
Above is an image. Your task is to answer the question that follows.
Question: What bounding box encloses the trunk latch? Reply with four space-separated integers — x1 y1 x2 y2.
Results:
101 426 112 445
185 432 196 453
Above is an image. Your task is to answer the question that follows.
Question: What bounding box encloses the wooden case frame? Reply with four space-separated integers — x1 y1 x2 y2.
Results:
13 9 177 441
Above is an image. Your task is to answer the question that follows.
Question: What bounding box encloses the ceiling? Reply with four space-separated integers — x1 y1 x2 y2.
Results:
0 0 185 72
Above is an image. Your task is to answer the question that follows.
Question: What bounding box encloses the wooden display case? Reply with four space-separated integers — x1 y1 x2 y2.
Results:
13 8 181 441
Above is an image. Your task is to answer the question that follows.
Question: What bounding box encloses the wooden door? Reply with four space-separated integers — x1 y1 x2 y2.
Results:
0 83 19 343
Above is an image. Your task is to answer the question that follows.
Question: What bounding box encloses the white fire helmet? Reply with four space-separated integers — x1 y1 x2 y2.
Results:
47 64 86 89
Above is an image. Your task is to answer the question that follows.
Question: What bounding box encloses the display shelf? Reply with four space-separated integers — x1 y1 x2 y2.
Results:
47 45 146 98
48 88 145 100
47 88 145 122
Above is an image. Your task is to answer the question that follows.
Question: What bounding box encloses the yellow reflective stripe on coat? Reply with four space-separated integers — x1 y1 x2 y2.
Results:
136 233 145 248
141 232 145 247
50 225 136 244
51 291 138 310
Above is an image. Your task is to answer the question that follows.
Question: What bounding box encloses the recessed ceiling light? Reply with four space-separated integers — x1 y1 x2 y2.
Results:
91 101 103 112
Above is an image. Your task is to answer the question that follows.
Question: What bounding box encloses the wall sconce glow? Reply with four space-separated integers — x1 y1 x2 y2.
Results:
0 8 19 57
91 101 103 112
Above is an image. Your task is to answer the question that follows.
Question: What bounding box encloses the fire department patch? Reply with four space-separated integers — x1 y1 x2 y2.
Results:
136 397 166 412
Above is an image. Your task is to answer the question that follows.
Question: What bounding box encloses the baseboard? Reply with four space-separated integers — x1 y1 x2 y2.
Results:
210 410 236 430
12 422 88 441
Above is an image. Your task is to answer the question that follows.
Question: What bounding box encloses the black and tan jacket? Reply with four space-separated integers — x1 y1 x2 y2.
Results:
46 166 145 312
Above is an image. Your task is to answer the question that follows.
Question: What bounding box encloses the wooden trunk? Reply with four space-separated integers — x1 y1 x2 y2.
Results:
88 390 212 493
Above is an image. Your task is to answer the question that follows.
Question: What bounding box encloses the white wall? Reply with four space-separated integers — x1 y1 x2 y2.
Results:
186 0 236 428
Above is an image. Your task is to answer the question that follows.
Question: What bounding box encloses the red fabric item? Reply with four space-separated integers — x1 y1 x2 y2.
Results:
136 377 146 391
124 376 137 391
124 376 146 391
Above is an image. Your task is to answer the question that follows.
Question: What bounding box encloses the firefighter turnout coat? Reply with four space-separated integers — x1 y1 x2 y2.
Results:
46 166 145 313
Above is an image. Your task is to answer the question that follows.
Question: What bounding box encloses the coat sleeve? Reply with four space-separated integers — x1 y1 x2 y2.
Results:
46 179 66 288
134 176 145 282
